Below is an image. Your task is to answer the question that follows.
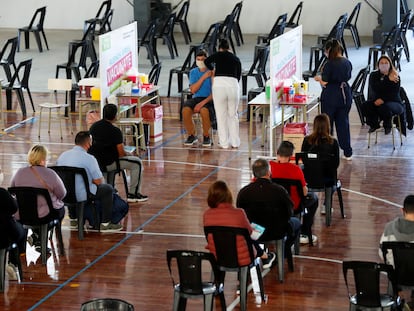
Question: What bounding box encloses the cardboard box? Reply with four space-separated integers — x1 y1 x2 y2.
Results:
141 104 163 121
144 118 163 143
283 133 305 153
283 123 308 152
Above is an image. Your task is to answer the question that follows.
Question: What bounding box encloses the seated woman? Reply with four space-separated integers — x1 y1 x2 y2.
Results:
203 180 275 269
0 186 26 281
301 114 340 214
10 145 66 250
365 55 406 135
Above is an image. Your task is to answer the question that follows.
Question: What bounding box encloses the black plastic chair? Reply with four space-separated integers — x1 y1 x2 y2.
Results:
256 13 288 45
241 45 269 96
351 65 370 125
381 241 414 292
0 243 23 292
219 13 237 54
295 152 345 227
286 1 303 29
139 19 159 66
56 40 88 82
84 0 112 35
167 250 225 311
2 58 34 116
17 6 49 53
174 1 192 44
8 187 65 265
81 298 134 311
167 45 198 97
190 22 221 57
398 9 413 62
148 62 162 85
271 177 310 250
344 2 362 49
316 13 349 58
0 37 18 82
49 166 99 240
96 9 114 36
342 261 400 310
204 226 266 311
155 13 179 59
69 20 98 67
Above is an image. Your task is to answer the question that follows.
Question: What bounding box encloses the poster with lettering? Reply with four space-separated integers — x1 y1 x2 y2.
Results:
268 26 302 155
99 22 139 108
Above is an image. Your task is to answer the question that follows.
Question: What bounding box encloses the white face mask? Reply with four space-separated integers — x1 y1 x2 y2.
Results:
379 63 390 74
196 60 206 69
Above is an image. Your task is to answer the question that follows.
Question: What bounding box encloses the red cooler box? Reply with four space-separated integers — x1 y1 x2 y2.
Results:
141 104 163 143
283 123 308 152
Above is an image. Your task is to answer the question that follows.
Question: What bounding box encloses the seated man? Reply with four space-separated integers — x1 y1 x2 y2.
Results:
57 131 122 231
89 104 148 203
270 141 318 245
236 158 301 253
183 49 215 147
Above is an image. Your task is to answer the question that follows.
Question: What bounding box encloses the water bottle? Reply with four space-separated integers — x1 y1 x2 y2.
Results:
265 80 271 99
288 86 295 103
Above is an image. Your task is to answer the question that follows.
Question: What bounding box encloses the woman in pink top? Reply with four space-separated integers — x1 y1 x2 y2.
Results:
11 145 66 223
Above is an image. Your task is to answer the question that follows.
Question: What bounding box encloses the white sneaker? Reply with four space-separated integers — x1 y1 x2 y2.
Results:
320 204 326 215
299 234 318 245
6 263 18 281
342 155 352 161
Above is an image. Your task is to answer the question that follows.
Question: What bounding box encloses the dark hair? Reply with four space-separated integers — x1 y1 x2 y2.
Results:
75 131 91 145
307 113 334 145
207 180 233 208
218 38 229 50
403 195 414 213
252 158 269 178
103 104 118 121
196 49 208 57
324 39 344 60
277 141 294 157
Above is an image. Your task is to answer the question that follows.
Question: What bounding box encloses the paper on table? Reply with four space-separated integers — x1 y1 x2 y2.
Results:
251 222 265 240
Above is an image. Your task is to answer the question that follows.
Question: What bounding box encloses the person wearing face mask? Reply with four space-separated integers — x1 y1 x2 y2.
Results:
204 39 242 149
364 55 405 135
314 39 353 161
182 49 215 147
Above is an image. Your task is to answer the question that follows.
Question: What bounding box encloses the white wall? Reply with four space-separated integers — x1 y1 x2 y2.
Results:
0 0 383 36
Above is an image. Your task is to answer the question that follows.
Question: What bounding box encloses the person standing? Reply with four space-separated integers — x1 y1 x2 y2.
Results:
204 39 242 149
365 55 406 135
182 49 214 147
314 39 353 160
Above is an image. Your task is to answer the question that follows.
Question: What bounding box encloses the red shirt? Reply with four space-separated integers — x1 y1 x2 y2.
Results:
269 160 306 211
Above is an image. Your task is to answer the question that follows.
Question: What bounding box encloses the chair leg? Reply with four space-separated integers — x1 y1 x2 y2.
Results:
336 182 345 218
275 238 285 282
77 202 85 240
325 187 333 227
203 293 214 311
15 89 27 117
41 30 49 50
168 71 174 97
56 222 65 256
40 224 49 264
26 88 35 112
0 248 6 292
34 31 43 52
24 32 30 50
242 76 247 96
239 266 248 311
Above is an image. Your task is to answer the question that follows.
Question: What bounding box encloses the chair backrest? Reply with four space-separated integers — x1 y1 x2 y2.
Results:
48 78 73 92
28 6 46 30
161 13 176 36
200 22 221 55
246 45 269 75
81 20 97 42
140 19 157 43
342 261 398 308
381 241 414 287
9 59 32 89
0 37 18 64
287 1 303 28
232 1 243 24
166 249 220 294
81 298 134 311
327 13 348 41
148 62 162 85
95 0 112 20
219 13 236 39
381 23 401 50
180 45 198 71
346 2 361 27
295 152 337 188
400 9 414 34
351 65 370 96
176 1 190 22
49 166 92 204
271 177 305 212
268 13 288 40
203 226 254 269
8 187 54 226
84 60 99 78
100 9 114 34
